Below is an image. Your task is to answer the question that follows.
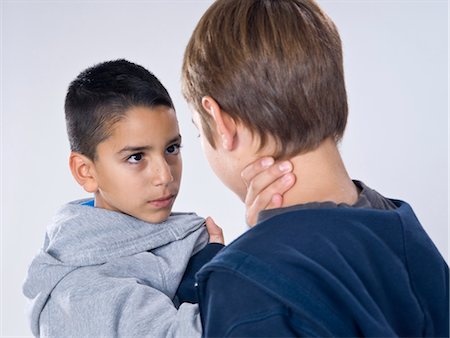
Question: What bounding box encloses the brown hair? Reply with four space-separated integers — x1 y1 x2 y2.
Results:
181 0 348 158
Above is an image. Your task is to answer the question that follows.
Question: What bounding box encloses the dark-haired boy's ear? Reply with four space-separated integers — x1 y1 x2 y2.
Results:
201 96 237 151
69 152 98 193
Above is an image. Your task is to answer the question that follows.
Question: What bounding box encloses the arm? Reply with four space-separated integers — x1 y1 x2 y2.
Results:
176 242 224 304
177 217 224 304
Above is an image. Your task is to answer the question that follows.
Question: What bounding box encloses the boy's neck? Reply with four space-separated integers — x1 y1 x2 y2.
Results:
280 138 358 208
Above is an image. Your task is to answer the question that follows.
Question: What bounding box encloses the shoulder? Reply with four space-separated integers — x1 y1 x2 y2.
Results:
222 206 405 260
209 201 436 283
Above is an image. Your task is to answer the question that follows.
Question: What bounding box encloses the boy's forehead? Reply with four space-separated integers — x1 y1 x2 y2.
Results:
100 106 181 151
119 105 178 130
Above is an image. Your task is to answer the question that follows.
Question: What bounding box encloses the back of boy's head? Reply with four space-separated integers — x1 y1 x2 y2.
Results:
182 0 347 159
65 59 174 160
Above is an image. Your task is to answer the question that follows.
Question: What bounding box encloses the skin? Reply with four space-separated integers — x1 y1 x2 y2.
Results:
194 96 359 218
193 98 297 204
70 105 182 224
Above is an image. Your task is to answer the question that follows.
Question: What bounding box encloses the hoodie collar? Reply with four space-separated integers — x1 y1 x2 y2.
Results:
45 199 205 266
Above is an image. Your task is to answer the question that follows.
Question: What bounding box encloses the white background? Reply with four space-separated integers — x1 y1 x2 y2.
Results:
1 0 448 336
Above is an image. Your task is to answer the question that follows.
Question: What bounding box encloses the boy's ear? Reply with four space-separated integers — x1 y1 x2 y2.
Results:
69 152 98 193
201 96 237 151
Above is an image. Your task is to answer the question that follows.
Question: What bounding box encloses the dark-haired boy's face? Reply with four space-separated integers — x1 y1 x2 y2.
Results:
90 105 182 223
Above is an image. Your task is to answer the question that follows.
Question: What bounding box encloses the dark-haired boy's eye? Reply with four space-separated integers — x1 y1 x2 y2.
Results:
127 153 144 164
166 143 182 155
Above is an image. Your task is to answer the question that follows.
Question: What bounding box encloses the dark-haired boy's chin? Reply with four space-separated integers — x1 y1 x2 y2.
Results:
137 210 172 224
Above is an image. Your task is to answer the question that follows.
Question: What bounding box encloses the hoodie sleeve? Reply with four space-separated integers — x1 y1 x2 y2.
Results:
39 274 202 337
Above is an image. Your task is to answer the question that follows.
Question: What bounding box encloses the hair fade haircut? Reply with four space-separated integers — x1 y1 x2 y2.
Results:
182 0 348 159
65 59 174 160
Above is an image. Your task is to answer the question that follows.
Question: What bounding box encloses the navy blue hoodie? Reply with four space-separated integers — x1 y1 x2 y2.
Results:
196 200 449 337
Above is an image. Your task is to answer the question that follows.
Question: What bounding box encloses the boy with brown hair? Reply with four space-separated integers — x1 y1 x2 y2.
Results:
182 0 449 336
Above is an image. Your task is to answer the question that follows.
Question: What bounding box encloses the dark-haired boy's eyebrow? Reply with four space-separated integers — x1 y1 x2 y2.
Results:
118 145 151 154
118 134 182 154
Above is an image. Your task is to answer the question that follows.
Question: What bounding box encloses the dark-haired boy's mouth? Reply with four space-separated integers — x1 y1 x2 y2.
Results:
148 195 175 208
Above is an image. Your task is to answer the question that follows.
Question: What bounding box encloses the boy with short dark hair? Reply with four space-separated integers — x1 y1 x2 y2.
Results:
23 58 291 337
182 0 449 336
23 59 213 337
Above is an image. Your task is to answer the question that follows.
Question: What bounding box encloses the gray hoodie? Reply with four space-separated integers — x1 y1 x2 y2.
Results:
23 199 209 337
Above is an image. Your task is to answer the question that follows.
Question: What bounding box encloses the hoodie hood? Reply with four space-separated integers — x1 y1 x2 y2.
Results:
43 199 205 266
23 199 206 336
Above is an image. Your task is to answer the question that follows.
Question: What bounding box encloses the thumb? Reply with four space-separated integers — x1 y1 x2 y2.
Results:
205 217 225 245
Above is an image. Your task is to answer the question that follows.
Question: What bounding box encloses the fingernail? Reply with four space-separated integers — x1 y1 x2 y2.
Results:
282 174 293 183
261 158 274 168
279 162 292 172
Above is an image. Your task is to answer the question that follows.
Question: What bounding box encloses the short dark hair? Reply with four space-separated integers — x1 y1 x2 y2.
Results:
65 59 173 160
182 0 348 159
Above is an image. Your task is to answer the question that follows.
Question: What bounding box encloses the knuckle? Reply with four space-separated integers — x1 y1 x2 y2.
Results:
270 163 284 176
248 179 261 195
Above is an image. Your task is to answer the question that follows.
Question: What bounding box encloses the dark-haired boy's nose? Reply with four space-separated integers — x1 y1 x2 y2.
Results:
151 158 174 186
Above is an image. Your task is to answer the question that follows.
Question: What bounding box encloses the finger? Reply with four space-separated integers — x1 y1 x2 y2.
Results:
241 157 275 187
205 217 225 244
248 192 284 225
246 173 295 226
267 194 283 209
245 161 293 208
